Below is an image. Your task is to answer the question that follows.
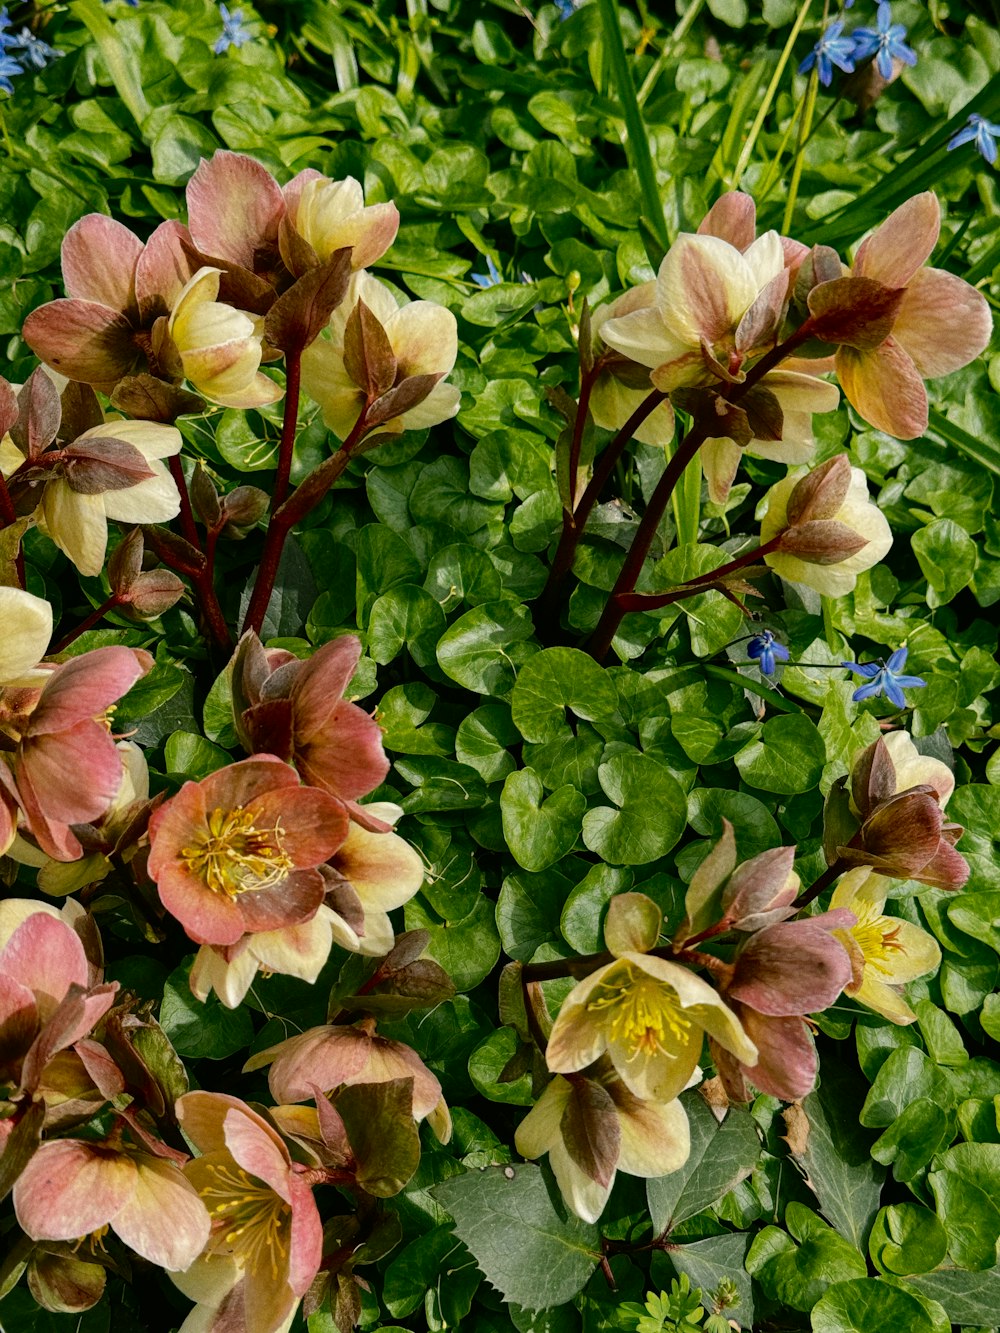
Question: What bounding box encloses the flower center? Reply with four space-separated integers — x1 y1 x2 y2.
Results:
201 1162 290 1280
851 902 906 976
586 968 691 1057
182 806 293 898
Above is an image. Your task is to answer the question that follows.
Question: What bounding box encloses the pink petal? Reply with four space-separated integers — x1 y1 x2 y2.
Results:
0 973 39 1061
156 862 246 946
297 703 390 803
29 647 146 735
246 788 348 866
265 1026 372 1104
135 220 200 321
853 193 940 288
223 1108 292 1198
234 868 325 935
697 192 756 251
287 1175 324 1295
14 1139 135 1241
349 202 401 271
198 754 301 813
112 1154 210 1271
18 723 123 826
290 638 360 740
61 215 142 314
892 266 992 379
22 300 137 387
739 1009 817 1101
20 984 119 1094
177 1090 279 1156
281 167 326 223
727 919 852 1016
0 914 88 1006
147 777 207 878
186 151 285 271
836 340 928 439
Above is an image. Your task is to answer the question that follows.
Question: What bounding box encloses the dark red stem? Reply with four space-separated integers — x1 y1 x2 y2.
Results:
271 349 301 511
0 471 24 587
51 593 123 654
615 534 783 612
793 858 847 909
168 454 201 551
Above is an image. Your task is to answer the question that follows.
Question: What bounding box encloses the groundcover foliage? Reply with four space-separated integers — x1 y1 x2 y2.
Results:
0 1 999 1331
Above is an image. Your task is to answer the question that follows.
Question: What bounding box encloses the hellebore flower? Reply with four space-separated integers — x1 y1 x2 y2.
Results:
746 629 790 677
0 585 52 687
22 215 199 392
798 22 857 86
230 633 390 825
300 269 460 440
184 151 398 288
213 4 252 54
545 953 757 1102
0 900 118 1101
948 113 1000 165
814 193 992 438
515 1064 690 1223
675 823 803 948
851 2 917 81
167 267 281 409
589 287 676 449
760 455 892 596
842 645 925 708
13 1137 209 1272
1 646 151 862
830 867 940 1023
188 905 344 1009
174 1091 323 1333
321 802 425 955
146 755 349 946
711 911 854 1102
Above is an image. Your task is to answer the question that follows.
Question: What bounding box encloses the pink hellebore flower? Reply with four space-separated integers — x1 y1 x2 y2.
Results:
711 911 854 1102
828 193 992 438
1 646 151 862
231 634 390 828
146 755 349 947
168 267 282 410
185 150 399 286
13 1136 209 1272
174 1091 323 1333
589 289 676 448
0 899 117 1101
0 586 53 854
22 215 199 391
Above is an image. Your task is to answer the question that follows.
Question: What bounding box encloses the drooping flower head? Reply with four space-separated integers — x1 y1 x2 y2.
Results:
146 755 349 946
746 629 790 677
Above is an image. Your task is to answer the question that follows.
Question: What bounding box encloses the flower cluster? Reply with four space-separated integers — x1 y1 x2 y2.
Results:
0 9 63 95
800 2 916 88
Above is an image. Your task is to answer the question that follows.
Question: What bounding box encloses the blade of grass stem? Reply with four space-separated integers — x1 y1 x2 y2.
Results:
731 0 813 189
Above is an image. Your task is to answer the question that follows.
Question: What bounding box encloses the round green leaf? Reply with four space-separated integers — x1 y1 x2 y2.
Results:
735 714 826 795
501 768 586 872
436 600 538 697
811 1277 949 1333
582 752 686 866
510 647 619 742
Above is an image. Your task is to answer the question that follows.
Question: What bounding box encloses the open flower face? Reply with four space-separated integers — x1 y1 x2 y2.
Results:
168 267 282 410
831 867 941 1023
515 1068 691 1223
829 194 992 438
760 462 892 596
14 1138 209 1272
545 952 757 1102
300 270 460 440
146 755 349 946
175 1091 323 1333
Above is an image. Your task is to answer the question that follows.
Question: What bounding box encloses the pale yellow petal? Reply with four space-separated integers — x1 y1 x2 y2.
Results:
0 587 52 684
40 483 107 577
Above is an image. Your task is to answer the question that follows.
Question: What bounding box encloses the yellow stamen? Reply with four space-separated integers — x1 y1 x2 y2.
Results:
586 966 691 1058
200 1162 290 1281
181 806 293 898
851 902 907 977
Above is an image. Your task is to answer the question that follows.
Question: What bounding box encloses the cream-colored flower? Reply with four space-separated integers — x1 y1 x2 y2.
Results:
0 586 52 686
300 270 460 440
878 730 955 810
515 1069 691 1223
189 905 341 1009
288 175 399 270
168 267 282 409
324 802 424 956
760 463 892 596
546 952 756 1102
590 286 675 448
830 867 940 1024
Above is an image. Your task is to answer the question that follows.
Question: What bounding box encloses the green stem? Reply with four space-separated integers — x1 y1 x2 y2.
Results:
636 0 706 105
597 0 670 261
731 0 813 189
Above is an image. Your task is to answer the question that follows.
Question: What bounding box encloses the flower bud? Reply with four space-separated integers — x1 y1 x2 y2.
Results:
604 892 661 956
220 484 270 538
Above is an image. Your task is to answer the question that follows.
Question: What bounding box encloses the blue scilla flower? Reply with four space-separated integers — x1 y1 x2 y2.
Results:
0 50 21 93
472 255 503 288
842 646 925 708
799 21 857 87
746 630 790 677
214 3 253 54
7 28 63 71
948 114 1000 166
554 0 577 18
851 2 917 80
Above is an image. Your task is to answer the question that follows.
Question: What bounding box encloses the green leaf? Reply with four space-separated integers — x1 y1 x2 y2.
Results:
811 1278 949 1333
581 751 686 865
668 1232 756 1329
163 730 230 781
898 1267 1000 1326
869 1205 948 1277
456 704 520 783
160 963 253 1061
747 1205 867 1314
687 788 781 859
860 1048 955 1129
367 584 447 668
383 1227 479 1319
437 600 538 697
560 864 633 954
468 1026 534 1106
433 1164 600 1310
948 889 1000 955
337 1078 422 1197
497 866 573 963
911 520 978 607
870 1099 952 1182
425 543 503 612
647 1090 761 1232
927 1142 1000 1270
404 895 501 993
501 768 587 873
510 647 619 743
735 714 826 795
